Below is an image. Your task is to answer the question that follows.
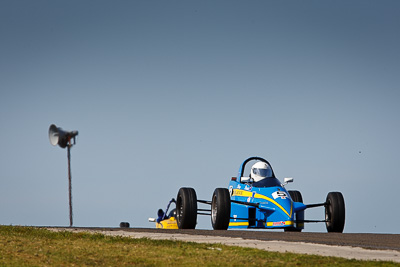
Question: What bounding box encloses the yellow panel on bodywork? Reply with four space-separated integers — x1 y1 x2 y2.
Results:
156 217 179 229
229 221 249 227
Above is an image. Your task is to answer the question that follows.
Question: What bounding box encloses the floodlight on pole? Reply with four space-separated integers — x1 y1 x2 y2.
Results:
49 124 79 227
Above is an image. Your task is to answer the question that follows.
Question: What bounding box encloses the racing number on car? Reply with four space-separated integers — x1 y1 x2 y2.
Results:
272 191 288 200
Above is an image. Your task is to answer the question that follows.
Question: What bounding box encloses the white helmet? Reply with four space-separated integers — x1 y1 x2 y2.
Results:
250 161 272 182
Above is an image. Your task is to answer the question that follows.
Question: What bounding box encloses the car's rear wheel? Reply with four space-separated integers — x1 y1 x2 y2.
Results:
325 192 345 233
176 187 197 229
211 188 231 230
285 190 303 232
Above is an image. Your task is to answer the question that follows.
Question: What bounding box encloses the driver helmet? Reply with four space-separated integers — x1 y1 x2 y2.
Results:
250 161 272 182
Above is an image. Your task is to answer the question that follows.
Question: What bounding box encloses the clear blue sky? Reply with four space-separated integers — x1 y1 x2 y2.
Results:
1 1 399 233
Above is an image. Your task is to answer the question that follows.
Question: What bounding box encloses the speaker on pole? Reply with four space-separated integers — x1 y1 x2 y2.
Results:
48 124 78 148
48 124 79 227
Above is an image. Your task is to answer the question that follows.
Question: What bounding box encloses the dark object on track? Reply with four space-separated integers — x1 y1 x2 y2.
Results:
120 222 130 228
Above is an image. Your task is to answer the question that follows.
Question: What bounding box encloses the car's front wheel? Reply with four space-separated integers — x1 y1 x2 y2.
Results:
211 188 231 230
325 192 345 233
176 187 197 229
285 190 303 232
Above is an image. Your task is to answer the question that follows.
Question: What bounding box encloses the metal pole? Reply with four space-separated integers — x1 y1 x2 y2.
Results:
67 144 73 227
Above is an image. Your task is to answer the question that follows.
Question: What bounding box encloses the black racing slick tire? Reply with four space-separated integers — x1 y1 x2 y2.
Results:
325 192 345 233
176 187 197 229
288 190 303 203
284 190 303 232
211 188 231 230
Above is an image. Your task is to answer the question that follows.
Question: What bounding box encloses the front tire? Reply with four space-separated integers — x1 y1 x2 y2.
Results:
325 192 345 233
285 190 303 232
211 188 231 230
176 187 197 229
288 190 303 203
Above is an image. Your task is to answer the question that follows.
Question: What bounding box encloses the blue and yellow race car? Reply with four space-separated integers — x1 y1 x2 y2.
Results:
176 156 345 232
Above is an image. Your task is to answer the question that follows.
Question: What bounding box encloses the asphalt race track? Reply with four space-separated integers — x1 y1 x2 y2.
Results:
48 227 400 251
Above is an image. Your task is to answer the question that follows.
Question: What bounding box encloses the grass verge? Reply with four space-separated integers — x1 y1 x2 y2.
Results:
0 225 398 266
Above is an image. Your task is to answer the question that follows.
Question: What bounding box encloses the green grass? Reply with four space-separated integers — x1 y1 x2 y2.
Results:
0 226 398 266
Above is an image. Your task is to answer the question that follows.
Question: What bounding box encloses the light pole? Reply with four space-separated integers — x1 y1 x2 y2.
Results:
49 124 78 227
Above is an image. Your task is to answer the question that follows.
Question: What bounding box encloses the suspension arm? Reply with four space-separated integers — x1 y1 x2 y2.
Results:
306 202 326 208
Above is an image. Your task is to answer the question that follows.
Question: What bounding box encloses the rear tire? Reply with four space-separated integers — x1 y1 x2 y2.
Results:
176 187 197 229
325 192 345 233
284 190 303 232
211 188 231 230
